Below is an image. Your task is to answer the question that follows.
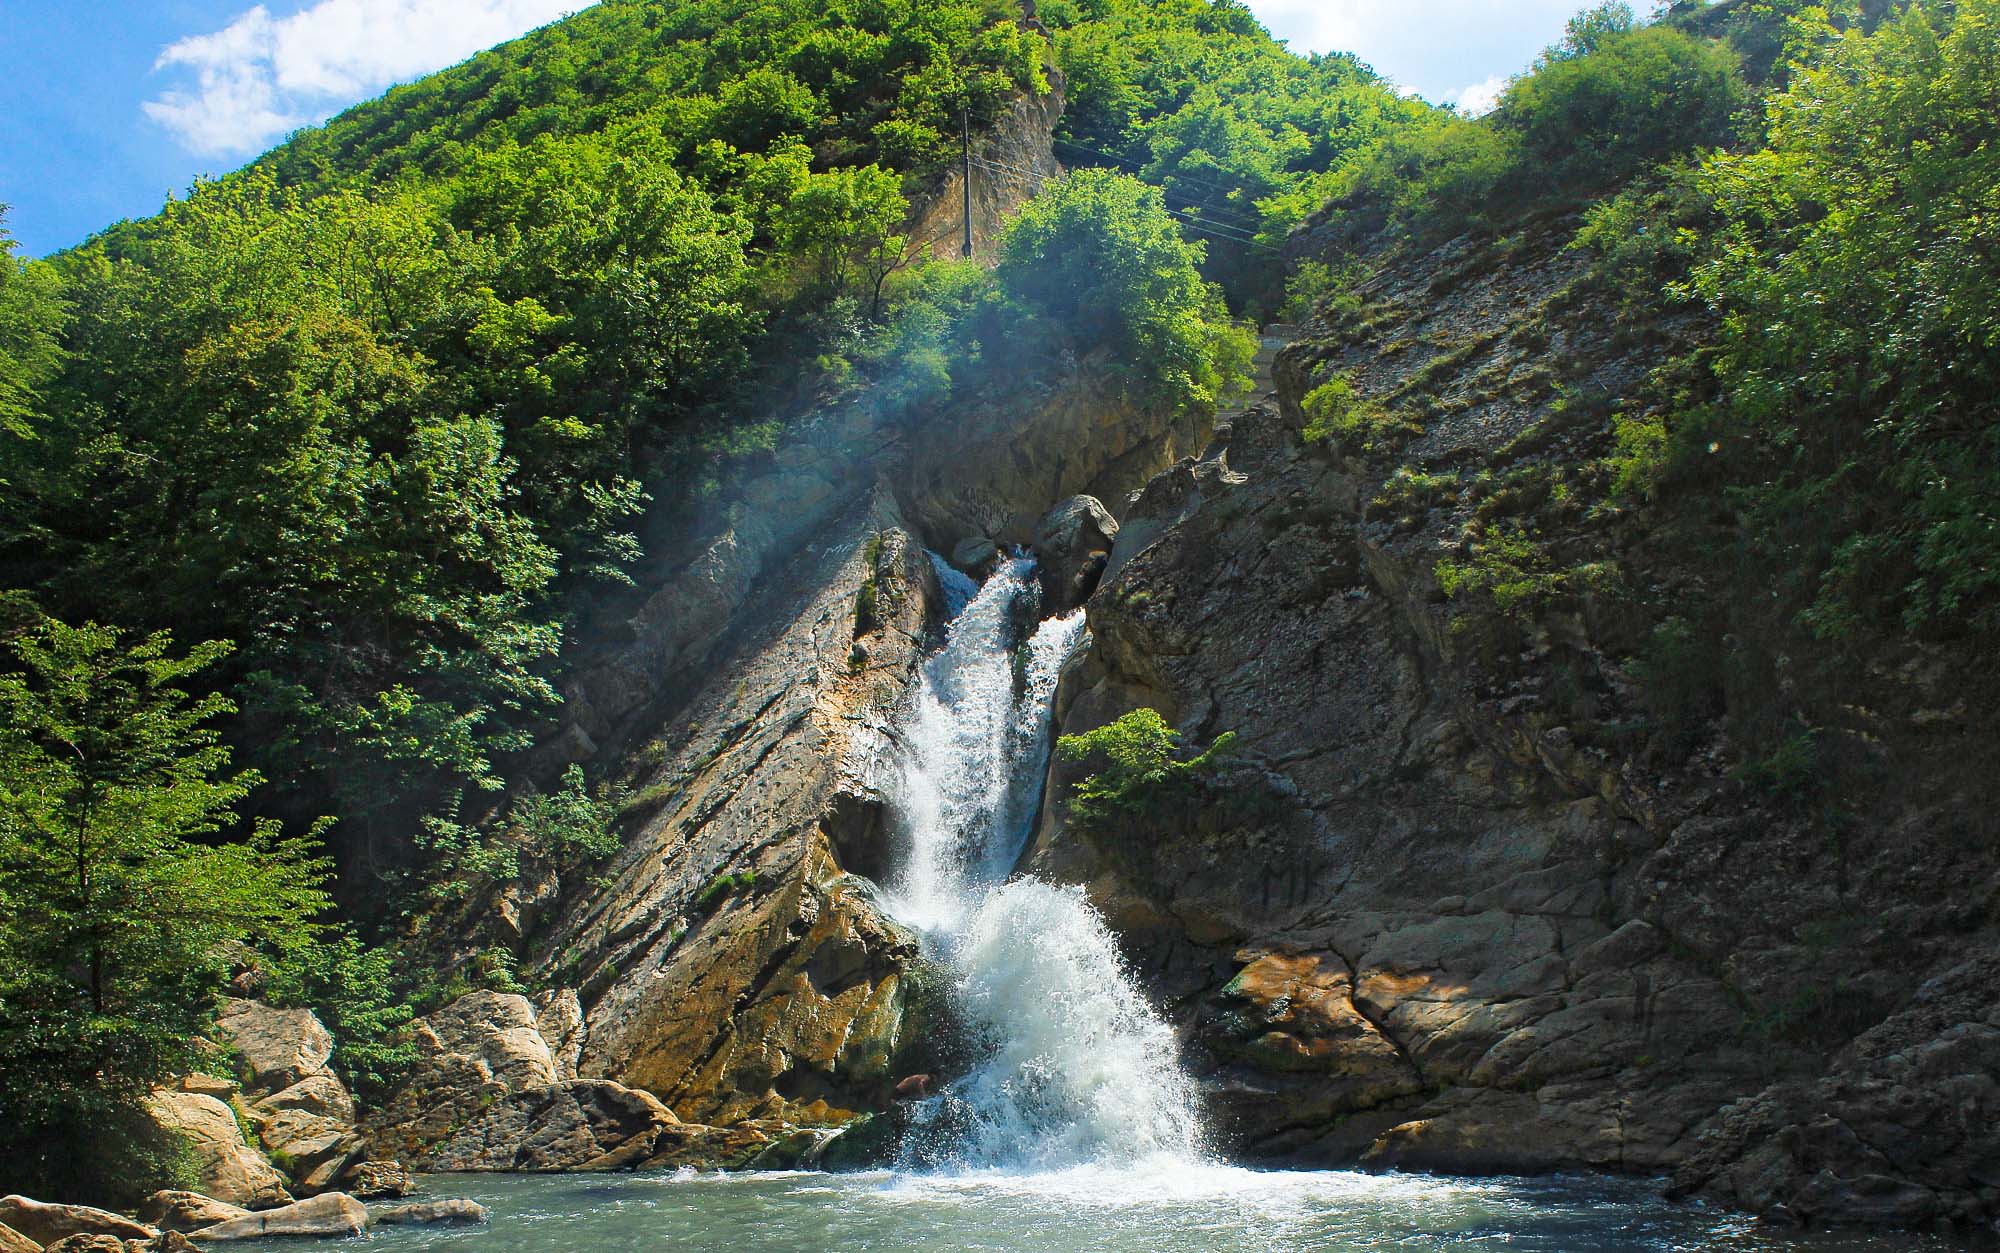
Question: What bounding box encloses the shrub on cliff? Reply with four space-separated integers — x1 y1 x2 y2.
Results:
1337 14 1746 238
1057 708 1238 830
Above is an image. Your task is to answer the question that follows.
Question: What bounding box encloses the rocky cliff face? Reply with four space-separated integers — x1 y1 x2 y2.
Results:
1029 223 2000 1229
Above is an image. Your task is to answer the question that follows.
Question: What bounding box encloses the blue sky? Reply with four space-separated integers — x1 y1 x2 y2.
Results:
0 0 1587 258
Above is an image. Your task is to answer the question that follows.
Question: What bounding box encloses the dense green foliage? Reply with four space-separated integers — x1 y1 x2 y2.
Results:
1334 9 1747 240
994 168 1254 408
0 0 1336 899
1551 0 2000 650
1057 707 1237 829
1680 1 2000 635
1301 0 1993 779
0 620 329 1199
1039 0 1431 302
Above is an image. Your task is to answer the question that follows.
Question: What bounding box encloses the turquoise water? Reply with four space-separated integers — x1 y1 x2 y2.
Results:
234 1165 1975 1252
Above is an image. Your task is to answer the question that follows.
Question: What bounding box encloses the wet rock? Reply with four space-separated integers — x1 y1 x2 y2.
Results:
0 1224 36 1253
641 1120 795 1171
372 1200 488 1226
136 1192 249 1234
950 536 1003 579
190 1192 366 1241
0 1200 154 1247
338 1160 414 1200
743 1127 834 1171
814 1108 910 1171
418 1079 680 1172
1032 496 1119 614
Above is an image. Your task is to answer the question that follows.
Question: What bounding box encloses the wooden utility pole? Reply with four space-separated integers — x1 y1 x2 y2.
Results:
961 100 974 258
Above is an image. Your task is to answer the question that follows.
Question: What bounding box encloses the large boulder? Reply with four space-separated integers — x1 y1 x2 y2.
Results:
338 1161 413 1200
1032 496 1118 614
216 1001 333 1095
190 1193 366 1241
135 1192 249 1234
372 1200 488 1226
0 1199 154 1247
949 536 1003 579
247 1074 364 1193
362 990 567 1162
140 1090 291 1209
215 1000 365 1194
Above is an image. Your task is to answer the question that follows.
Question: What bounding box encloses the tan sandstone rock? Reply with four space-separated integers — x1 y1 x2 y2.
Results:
338 1161 414 1200
0 1222 40 1253
135 1192 249 1234
216 1000 333 1094
372 1200 488 1225
417 1079 680 1172
0 1199 154 1247
191 1193 366 1241
140 1090 291 1209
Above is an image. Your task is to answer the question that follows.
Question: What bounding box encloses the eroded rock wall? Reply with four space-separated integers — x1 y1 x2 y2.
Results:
1031 223 2000 1229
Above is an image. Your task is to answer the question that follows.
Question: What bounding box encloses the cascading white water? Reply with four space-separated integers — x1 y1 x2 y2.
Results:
884 555 1204 1171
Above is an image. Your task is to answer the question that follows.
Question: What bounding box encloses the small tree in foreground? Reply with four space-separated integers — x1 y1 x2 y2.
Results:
0 618 331 1202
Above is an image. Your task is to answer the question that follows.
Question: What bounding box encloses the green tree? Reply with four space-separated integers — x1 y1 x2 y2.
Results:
0 206 67 441
1685 0 2000 633
0 619 330 1195
1057 707 1237 830
994 168 1253 410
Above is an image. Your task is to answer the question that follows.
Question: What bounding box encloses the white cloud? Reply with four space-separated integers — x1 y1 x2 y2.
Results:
1248 0 1582 103
144 0 593 157
1450 73 1509 117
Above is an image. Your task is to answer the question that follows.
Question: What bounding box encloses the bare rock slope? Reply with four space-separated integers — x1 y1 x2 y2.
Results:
1030 223 1999 1230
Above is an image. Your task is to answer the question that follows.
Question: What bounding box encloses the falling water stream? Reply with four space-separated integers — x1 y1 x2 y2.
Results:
881 555 1202 1170
234 556 1973 1250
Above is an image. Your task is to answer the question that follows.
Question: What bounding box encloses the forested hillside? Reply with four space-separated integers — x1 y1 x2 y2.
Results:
2 0 1995 1226
0 0 1428 1201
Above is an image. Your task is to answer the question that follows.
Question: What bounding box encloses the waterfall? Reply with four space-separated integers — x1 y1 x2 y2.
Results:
883 555 1204 1171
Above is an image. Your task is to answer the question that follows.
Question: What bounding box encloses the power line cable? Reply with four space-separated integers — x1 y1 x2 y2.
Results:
1052 136 1265 208
984 148 1265 231
968 157 1280 254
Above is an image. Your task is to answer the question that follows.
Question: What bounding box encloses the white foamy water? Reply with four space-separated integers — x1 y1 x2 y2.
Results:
885 556 1203 1170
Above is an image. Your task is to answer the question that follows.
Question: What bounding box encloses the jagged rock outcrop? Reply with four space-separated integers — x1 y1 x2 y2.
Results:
1032 495 1117 614
363 989 676 1170
139 1081 291 1210
338 1161 413 1199
1029 221 2000 1230
908 79 1065 264
214 1000 365 1195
